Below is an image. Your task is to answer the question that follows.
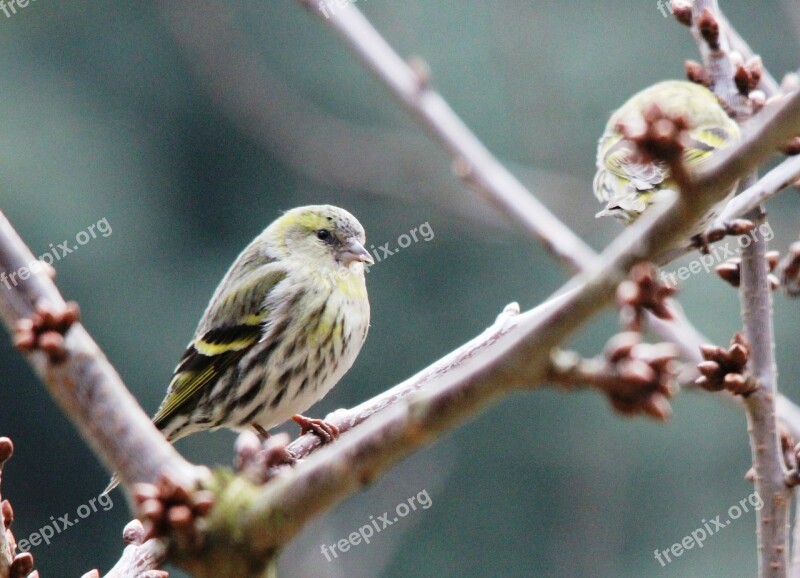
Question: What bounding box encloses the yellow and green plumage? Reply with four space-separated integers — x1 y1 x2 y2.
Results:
594 80 740 230
106 205 372 492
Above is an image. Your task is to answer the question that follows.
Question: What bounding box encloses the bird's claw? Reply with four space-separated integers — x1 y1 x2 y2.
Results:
292 415 340 443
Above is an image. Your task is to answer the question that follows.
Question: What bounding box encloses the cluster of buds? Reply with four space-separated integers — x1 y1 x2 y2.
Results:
550 333 677 421
696 332 754 395
234 431 295 485
13 301 80 363
80 520 168 578
133 475 214 552
602 332 677 420
617 263 676 331
0 438 38 578
619 105 688 169
677 5 765 120
778 241 800 296
715 251 781 290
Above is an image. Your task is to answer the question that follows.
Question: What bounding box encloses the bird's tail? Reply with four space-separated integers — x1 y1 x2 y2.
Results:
101 422 180 495
102 473 120 495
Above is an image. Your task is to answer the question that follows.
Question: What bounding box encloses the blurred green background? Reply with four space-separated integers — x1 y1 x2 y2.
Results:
1 1 799 576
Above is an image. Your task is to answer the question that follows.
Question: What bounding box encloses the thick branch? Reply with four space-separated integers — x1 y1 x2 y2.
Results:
0 210 200 495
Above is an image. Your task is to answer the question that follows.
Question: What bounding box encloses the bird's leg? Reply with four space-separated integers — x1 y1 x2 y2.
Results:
690 233 713 255
252 423 270 440
291 414 340 443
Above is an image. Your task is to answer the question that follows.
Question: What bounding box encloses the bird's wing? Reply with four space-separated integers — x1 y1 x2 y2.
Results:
683 125 733 166
595 138 668 203
152 266 287 430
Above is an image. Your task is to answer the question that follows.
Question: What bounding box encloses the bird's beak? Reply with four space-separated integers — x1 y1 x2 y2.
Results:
340 239 374 265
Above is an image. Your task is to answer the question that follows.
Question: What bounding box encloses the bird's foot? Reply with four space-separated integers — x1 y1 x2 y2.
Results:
252 423 270 440
292 414 340 443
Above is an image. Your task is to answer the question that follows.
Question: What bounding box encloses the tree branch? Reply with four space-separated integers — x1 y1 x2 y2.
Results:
292 0 800 447
295 0 596 273
0 210 202 496
689 2 790 575
740 210 789 577
226 72 800 554
712 155 800 230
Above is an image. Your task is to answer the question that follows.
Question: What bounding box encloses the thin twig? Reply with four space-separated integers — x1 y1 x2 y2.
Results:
291 0 800 444
690 1 790 575
740 209 788 577
716 7 780 96
295 0 596 273
712 154 800 228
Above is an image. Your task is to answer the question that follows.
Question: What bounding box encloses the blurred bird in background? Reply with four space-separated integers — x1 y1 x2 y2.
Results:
593 80 740 235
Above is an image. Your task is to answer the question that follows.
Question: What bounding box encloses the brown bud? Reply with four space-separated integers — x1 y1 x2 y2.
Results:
621 360 657 387
191 491 216 517
407 55 431 90
698 9 720 50
766 251 780 271
769 273 780 291
0 437 14 464
604 332 640 362
695 375 723 392
672 0 693 26
728 343 749 368
685 60 709 86
746 57 763 89
122 519 146 545
724 373 753 395
715 261 741 287
697 360 722 379
699 344 727 364
735 65 751 96
726 219 756 236
133 483 160 504
10 553 34 578
642 394 672 421
139 499 164 522
168 504 193 530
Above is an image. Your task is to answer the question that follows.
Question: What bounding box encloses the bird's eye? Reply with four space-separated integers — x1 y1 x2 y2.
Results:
317 229 332 242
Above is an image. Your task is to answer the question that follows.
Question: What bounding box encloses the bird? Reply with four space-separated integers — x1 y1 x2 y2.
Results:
106 205 372 492
593 80 740 233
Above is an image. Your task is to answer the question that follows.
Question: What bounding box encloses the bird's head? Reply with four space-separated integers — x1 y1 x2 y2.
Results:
270 205 373 272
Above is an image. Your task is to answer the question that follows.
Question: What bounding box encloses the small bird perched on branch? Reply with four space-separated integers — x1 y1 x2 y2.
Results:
106 205 372 492
593 80 740 234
